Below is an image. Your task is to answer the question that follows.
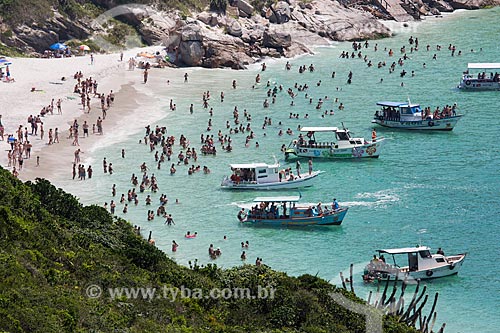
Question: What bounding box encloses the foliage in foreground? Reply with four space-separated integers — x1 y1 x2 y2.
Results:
0 167 417 332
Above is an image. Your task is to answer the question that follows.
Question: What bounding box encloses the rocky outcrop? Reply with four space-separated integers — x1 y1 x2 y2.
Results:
1 0 499 67
262 29 292 49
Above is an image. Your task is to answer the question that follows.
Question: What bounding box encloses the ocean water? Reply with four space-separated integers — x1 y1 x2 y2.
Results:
59 8 499 332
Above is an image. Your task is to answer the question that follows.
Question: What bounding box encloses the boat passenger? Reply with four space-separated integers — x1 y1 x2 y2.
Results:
237 208 247 222
332 198 339 211
317 202 323 215
436 247 445 256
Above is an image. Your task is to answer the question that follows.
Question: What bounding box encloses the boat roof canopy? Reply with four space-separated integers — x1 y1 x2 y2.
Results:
377 246 431 254
253 195 301 203
230 163 277 169
467 63 500 69
377 101 420 108
300 126 339 132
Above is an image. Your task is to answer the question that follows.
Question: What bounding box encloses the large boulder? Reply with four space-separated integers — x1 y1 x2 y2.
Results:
262 29 291 49
179 40 204 66
227 19 243 37
268 1 291 24
181 24 203 42
429 0 454 12
234 0 254 16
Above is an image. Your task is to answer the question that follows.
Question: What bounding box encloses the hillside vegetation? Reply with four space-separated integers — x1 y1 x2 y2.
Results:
0 167 418 332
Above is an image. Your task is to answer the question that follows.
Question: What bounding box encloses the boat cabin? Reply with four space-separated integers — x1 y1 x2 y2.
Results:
462 63 500 82
229 163 280 184
375 102 423 122
297 126 365 149
249 195 301 219
375 246 447 273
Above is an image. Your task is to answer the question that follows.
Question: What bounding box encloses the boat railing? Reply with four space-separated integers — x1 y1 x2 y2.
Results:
298 142 337 149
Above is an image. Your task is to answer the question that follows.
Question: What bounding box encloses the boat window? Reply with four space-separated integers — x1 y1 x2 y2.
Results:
419 250 432 258
408 253 418 271
257 175 267 179
436 258 445 263
337 132 349 140
258 169 267 174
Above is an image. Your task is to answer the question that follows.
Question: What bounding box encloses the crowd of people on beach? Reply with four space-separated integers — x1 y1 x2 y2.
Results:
0 32 479 266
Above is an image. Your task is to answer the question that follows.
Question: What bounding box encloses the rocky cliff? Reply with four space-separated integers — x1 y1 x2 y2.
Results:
0 0 498 68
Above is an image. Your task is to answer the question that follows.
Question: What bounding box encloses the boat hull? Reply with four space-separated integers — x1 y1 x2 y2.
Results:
458 79 500 91
243 208 348 226
221 171 321 190
372 116 462 131
285 139 385 159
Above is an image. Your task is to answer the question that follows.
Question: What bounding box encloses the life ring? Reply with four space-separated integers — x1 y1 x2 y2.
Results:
428 121 434 127
426 270 433 277
465 80 471 86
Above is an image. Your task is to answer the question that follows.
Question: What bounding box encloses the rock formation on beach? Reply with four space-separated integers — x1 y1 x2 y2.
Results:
0 0 499 68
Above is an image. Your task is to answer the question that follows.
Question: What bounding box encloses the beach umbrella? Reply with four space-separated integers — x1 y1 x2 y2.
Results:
0 59 12 68
49 42 67 51
79 44 90 51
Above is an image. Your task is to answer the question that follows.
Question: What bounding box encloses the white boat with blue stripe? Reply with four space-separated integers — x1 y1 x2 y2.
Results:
373 101 462 131
238 195 348 226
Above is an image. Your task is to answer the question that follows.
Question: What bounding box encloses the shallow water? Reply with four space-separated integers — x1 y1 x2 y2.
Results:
60 8 500 333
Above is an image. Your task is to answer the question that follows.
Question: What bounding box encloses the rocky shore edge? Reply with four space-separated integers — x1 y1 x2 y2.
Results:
1 0 499 69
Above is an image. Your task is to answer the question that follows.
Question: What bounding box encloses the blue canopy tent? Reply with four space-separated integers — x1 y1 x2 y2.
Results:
49 42 67 51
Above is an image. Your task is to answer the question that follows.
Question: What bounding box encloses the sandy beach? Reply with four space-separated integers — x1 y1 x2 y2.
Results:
0 47 168 182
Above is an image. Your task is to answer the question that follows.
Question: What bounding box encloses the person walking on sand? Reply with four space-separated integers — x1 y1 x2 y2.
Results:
143 69 148 84
74 149 82 164
90 54 94 65
56 99 62 114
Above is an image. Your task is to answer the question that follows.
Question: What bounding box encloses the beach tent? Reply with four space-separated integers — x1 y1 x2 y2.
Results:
79 45 90 51
50 42 67 50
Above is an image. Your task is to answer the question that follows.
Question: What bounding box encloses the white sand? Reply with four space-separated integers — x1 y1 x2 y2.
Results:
0 47 169 180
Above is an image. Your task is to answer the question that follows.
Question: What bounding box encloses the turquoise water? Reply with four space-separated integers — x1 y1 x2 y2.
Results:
61 9 499 332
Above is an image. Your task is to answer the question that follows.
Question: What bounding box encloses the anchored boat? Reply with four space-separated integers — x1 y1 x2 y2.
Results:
363 246 466 282
284 126 385 159
238 195 348 226
458 63 500 90
373 101 462 131
221 162 321 190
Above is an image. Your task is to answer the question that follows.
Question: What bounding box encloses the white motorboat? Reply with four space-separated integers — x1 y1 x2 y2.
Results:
284 126 385 159
458 63 500 90
373 101 462 131
221 162 321 190
363 245 466 282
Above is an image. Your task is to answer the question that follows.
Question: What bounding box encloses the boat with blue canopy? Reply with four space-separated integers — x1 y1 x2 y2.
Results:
373 101 462 131
238 195 348 226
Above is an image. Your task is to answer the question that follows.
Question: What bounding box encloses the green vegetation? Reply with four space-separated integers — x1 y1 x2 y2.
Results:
210 0 228 13
0 42 24 57
0 168 420 332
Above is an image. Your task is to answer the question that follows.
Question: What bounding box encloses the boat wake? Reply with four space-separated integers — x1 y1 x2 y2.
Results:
344 189 400 208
